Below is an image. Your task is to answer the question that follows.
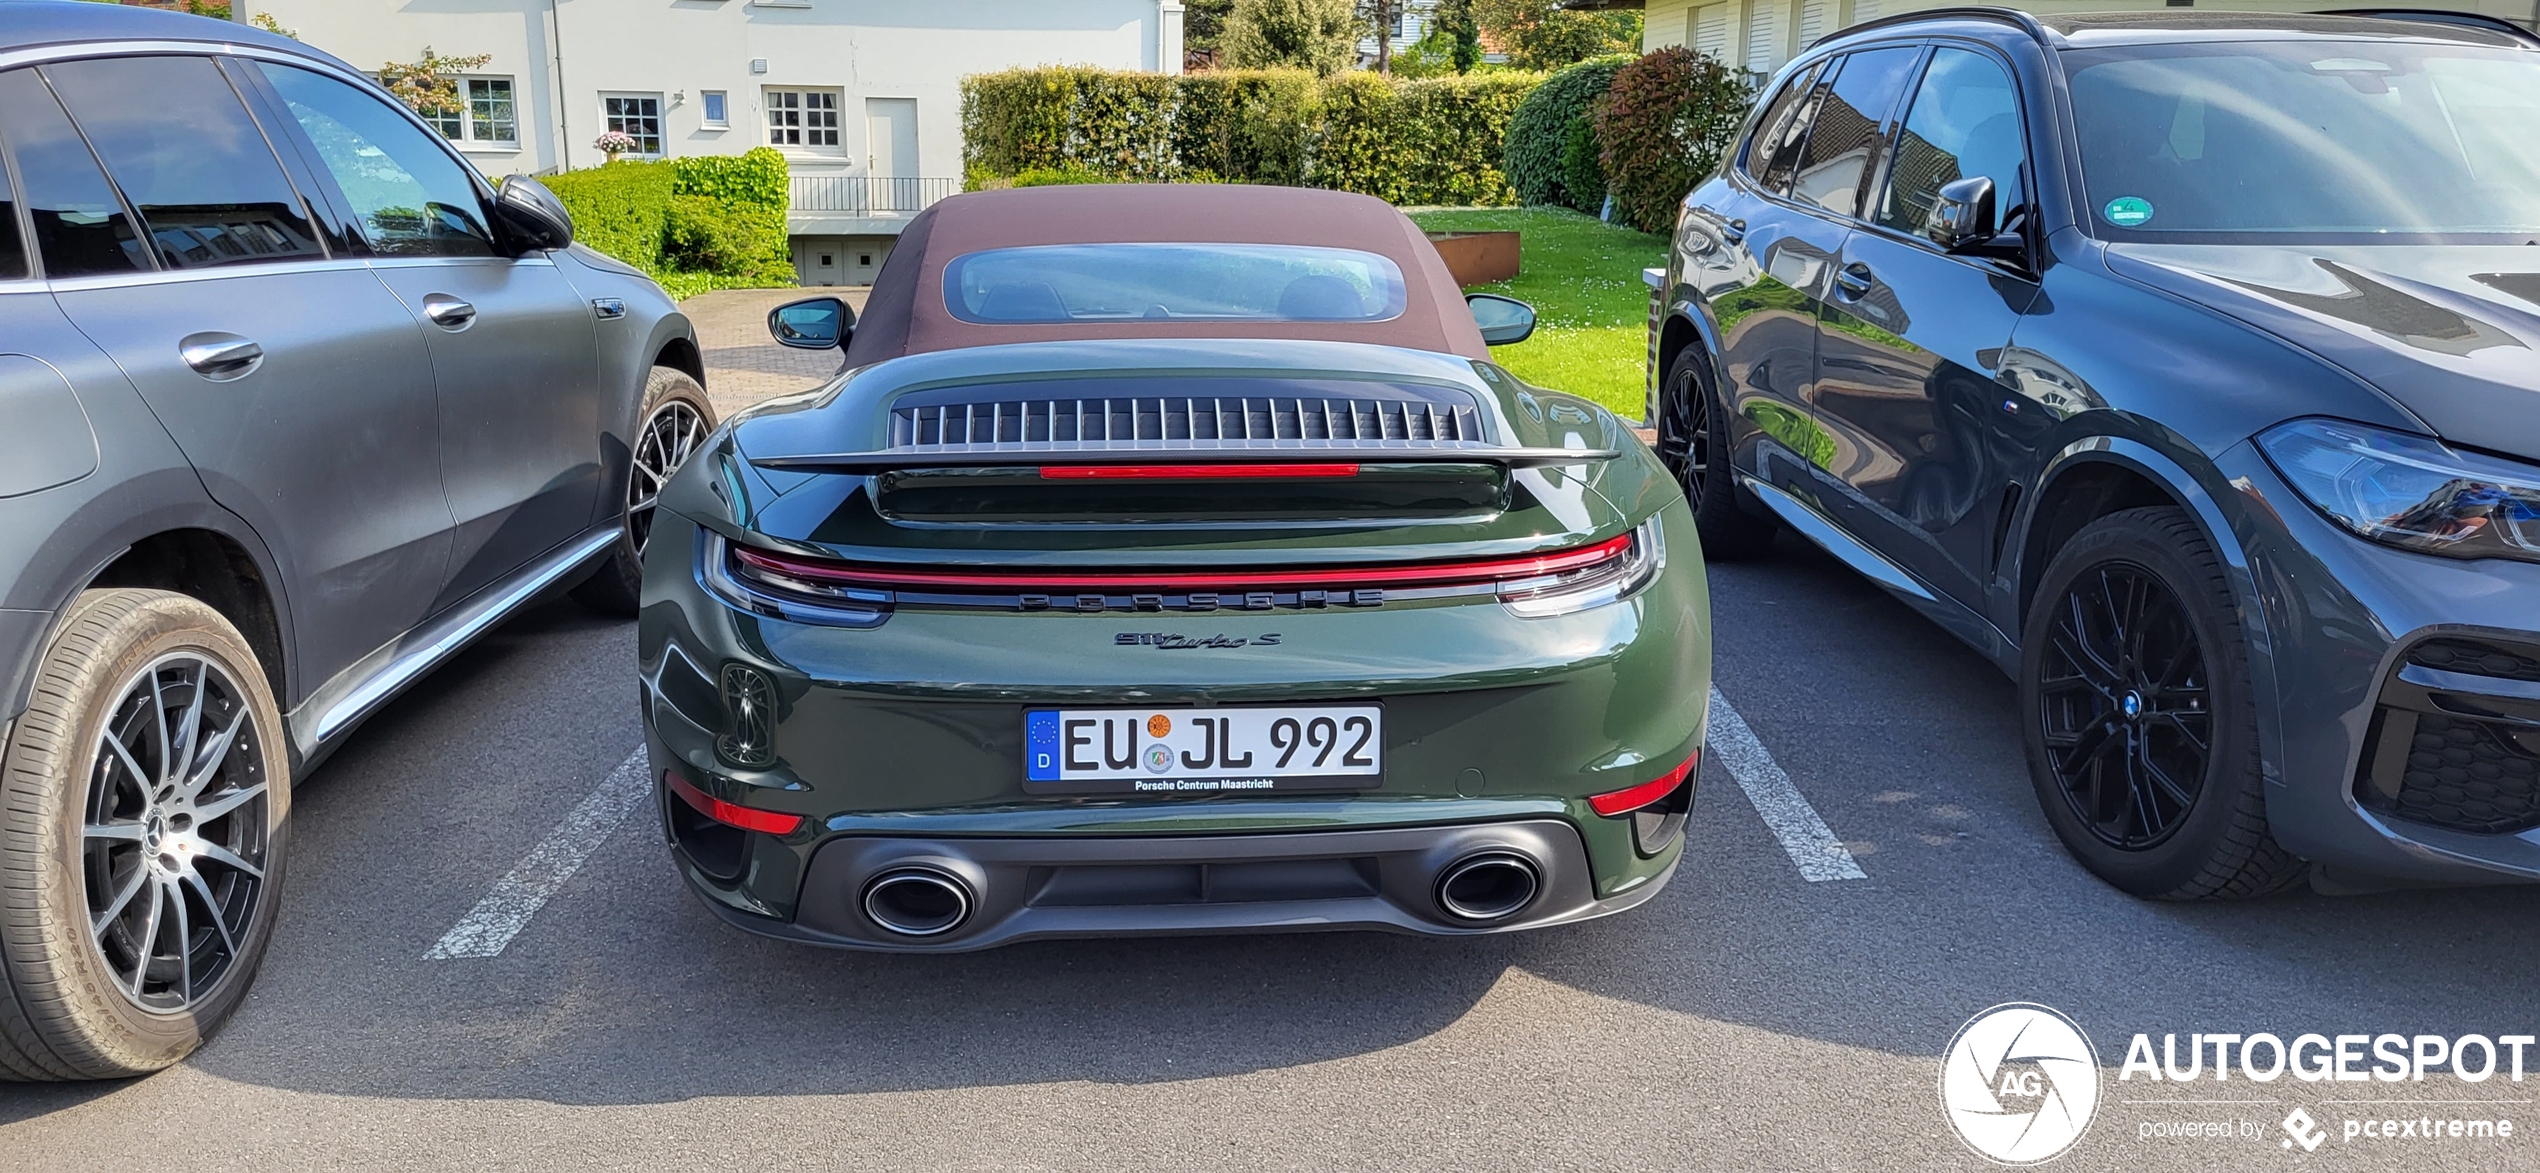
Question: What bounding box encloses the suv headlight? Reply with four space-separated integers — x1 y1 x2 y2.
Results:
2257 418 2540 563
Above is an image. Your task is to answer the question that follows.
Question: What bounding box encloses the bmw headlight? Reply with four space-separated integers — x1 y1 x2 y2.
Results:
2257 418 2540 563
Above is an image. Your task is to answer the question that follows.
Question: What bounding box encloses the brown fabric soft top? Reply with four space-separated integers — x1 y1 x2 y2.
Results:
843 184 1487 364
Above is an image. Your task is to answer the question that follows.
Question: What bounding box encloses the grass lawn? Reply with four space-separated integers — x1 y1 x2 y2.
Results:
1407 206 1666 420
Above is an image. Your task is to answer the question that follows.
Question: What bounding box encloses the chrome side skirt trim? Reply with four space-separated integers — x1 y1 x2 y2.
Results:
295 526 622 750
1737 474 1937 602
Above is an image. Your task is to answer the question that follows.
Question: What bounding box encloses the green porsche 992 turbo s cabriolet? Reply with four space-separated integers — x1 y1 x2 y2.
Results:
637 184 1711 950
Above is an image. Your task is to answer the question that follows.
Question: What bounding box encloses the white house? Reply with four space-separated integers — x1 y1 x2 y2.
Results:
240 0 1187 286
1587 0 2538 80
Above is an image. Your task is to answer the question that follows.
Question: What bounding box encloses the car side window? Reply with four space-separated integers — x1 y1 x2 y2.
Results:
41 56 323 270
0 123 23 280
254 62 498 258
0 69 147 276
1743 62 1824 195
1877 47 2029 243
1791 46 1924 220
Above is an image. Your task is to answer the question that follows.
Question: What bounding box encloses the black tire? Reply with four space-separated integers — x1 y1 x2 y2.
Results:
574 366 717 615
1657 346 1778 561
2018 506 2305 900
0 590 289 1080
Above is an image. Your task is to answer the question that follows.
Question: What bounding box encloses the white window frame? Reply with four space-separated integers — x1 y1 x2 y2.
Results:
764 86 844 154
456 76 519 151
601 91 666 158
699 89 729 130
396 74 519 152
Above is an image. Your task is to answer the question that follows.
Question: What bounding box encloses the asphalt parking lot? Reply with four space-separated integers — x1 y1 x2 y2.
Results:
3 519 2534 1171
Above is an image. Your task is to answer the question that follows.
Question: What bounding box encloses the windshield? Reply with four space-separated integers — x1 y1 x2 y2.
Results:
2066 40 2540 241
942 243 1408 324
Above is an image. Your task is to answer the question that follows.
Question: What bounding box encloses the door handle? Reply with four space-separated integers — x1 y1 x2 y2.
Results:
1719 219 1747 244
1834 262 1874 299
421 294 477 330
178 332 263 382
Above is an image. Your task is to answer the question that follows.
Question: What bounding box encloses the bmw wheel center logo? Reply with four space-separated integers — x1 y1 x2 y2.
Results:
1941 1003 2102 1164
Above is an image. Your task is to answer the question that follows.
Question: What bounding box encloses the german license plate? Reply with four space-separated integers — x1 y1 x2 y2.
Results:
1024 706 1382 795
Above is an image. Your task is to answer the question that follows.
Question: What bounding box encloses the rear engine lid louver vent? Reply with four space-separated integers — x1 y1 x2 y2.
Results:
889 386 1488 454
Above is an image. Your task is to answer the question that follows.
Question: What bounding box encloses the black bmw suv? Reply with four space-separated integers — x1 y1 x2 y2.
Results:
1653 8 2540 898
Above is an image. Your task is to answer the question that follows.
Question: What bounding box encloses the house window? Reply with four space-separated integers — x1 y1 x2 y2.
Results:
603 93 663 156
398 76 517 148
701 90 728 128
465 78 516 145
766 88 840 149
859 254 871 266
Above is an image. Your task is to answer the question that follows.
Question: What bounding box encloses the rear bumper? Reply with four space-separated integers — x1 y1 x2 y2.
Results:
684 818 1678 952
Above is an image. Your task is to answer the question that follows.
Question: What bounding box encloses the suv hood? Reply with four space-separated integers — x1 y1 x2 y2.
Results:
2104 243 2540 460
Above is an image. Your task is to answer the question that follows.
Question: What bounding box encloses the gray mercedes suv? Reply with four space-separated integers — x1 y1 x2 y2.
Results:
0 2 714 1079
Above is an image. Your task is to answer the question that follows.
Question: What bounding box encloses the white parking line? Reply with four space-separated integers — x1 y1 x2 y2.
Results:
424 748 650 959
1707 686 1867 882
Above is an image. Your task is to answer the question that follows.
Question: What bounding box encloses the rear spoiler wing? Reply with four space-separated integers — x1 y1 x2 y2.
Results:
752 446 1622 474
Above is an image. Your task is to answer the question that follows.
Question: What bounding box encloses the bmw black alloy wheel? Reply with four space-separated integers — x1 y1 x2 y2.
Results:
629 399 710 557
84 652 270 1012
1663 362 1713 510
2036 564 2213 849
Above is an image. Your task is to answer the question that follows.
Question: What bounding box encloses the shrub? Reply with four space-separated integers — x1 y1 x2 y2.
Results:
1559 114 1603 213
533 146 794 295
663 195 761 273
1501 54 1627 211
1011 163 1116 187
1594 46 1748 233
961 65 1540 204
541 159 674 271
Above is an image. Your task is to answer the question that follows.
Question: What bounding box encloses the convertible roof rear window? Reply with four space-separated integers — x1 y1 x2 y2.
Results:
944 243 1409 325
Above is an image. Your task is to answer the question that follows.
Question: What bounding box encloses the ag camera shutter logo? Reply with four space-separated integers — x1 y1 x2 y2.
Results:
1941 1003 2102 1164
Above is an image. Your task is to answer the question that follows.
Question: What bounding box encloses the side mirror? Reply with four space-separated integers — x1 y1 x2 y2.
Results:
1467 293 1536 346
769 296 852 350
493 176 574 252
1929 176 1996 251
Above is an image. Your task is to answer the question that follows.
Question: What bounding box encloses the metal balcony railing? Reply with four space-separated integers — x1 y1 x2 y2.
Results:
789 175 960 215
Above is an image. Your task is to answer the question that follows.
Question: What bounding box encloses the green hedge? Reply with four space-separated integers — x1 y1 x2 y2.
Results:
1503 54 1629 212
539 146 795 300
962 66 1541 204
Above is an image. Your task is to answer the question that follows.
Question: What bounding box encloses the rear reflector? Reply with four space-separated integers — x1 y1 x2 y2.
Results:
1589 749 1701 817
667 770 804 835
728 533 1632 593
1039 463 1360 480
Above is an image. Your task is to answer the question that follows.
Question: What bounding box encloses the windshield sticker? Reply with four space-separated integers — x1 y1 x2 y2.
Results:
2102 196 2155 227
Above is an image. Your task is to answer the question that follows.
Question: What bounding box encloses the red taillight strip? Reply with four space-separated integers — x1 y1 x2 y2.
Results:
730 533 1632 592
667 770 804 835
1588 748 1701 817
1040 463 1360 480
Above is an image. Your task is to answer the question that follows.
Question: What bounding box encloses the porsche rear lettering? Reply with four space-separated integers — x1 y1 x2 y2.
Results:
1113 632 1284 649
1021 589 1380 614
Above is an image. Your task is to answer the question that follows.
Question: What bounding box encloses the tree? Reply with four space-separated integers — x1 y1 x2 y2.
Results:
377 47 494 118
1183 0 1236 69
1594 45 1749 232
1474 0 1640 71
1358 0 1398 76
1437 0 1482 73
1223 0 1359 76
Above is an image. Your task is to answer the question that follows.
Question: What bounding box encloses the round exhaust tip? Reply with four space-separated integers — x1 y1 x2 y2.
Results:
861 867 974 937
1435 851 1541 922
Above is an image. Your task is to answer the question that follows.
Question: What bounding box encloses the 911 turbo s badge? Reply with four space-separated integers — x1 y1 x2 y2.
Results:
1114 632 1283 649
